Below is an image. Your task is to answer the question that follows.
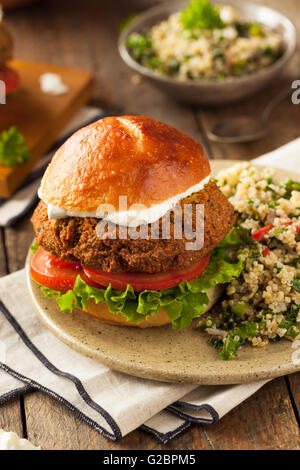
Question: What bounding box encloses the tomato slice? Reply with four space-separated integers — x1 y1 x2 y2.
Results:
31 246 98 292
0 66 20 94
31 247 211 293
83 254 211 292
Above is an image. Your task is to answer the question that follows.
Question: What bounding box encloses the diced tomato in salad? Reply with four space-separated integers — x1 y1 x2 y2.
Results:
251 224 273 241
251 219 300 252
282 220 293 226
262 247 270 257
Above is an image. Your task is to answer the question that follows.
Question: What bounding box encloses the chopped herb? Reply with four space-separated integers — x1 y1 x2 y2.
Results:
263 46 274 56
147 55 161 70
126 33 152 60
209 337 224 349
283 179 300 200
266 185 277 195
273 227 288 236
250 248 261 259
255 313 266 327
232 301 249 317
270 335 281 342
231 60 246 71
274 263 282 273
167 59 181 75
247 22 263 37
213 49 224 60
279 319 299 339
198 316 216 329
268 200 279 208
292 279 300 293
287 258 300 267
287 304 300 323
0 126 31 167
219 322 258 360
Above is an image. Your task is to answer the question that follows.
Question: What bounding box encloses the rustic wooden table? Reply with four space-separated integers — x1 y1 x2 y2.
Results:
0 0 300 450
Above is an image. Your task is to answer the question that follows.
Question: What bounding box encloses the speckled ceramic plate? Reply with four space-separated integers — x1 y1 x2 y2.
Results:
26 161 300 385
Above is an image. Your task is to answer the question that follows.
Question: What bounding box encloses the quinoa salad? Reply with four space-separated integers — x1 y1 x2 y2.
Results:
125 0 283 81
199 163 300 360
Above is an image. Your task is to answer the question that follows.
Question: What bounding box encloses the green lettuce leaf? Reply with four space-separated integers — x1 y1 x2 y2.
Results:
30 240 39 254
38 226 250 329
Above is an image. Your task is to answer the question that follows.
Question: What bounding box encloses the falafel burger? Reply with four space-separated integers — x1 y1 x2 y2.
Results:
30 115 245 329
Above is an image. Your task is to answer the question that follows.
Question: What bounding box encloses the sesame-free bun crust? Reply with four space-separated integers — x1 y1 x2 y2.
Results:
84 300 172 328
79 284 222 328
40 116 211 212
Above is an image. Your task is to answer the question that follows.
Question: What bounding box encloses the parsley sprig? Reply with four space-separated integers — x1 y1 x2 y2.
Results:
0 126 31 167
180 0 225 31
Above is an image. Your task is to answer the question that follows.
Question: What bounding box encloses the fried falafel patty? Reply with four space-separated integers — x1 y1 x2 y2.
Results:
32 181 236 273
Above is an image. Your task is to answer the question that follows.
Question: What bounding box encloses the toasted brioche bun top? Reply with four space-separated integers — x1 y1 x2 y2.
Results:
40 115 210 213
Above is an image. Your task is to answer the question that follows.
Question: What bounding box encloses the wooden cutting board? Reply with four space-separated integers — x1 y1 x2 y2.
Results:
0 60 93 198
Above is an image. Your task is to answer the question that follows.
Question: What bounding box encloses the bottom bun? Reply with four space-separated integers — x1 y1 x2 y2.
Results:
81 285 223 328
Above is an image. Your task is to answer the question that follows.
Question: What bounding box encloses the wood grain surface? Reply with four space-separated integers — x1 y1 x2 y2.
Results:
0 60 93 198
0 0 300 450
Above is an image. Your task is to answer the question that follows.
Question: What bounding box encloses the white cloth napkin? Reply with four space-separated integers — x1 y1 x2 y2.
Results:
0 271 268 442
0 130 299 443
252 138 300 169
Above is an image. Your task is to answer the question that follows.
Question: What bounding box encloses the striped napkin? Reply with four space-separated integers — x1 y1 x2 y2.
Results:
0 124 299 445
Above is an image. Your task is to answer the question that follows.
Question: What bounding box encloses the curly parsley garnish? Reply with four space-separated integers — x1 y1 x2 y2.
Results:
180 0 225 31
0 126 31 167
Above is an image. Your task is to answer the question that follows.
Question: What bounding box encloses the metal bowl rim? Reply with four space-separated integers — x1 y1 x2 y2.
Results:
118 0 297 89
